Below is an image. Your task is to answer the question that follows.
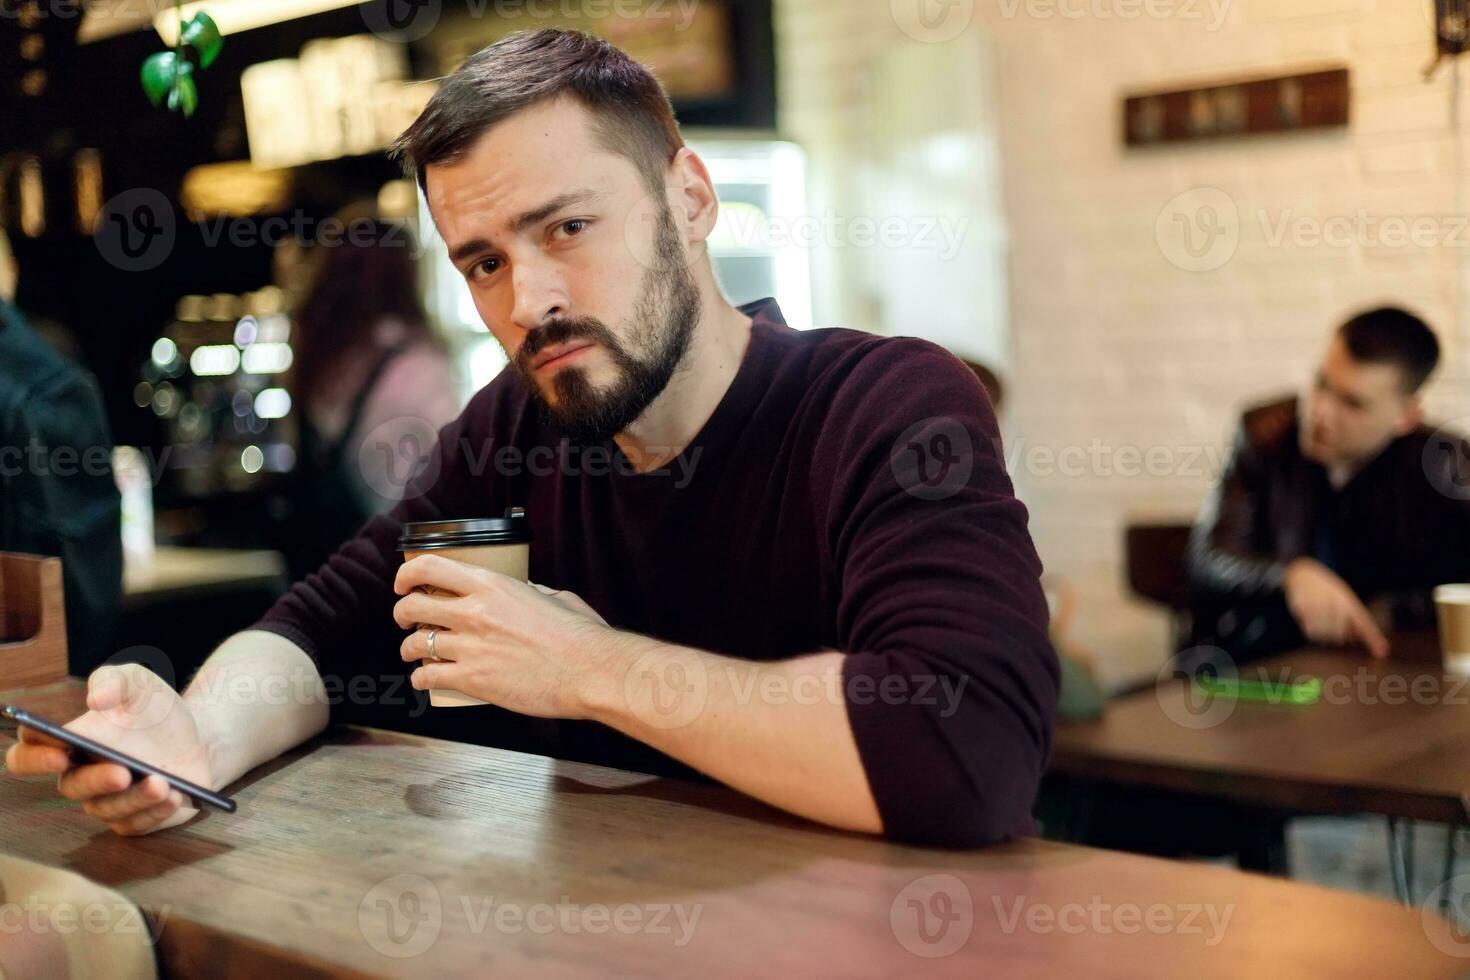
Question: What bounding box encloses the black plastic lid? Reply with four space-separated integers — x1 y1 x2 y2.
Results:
398 510 530 550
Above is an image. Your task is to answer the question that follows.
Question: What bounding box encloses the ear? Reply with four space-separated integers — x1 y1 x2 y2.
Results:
665 148 719 249
1395 393 1424 436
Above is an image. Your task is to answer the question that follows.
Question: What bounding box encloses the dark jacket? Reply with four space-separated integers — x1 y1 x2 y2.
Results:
0 300 122 676
1187 396 1470 660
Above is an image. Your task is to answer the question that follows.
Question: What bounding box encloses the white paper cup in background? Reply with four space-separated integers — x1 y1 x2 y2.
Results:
1434 585 1470 675
398 511 530 707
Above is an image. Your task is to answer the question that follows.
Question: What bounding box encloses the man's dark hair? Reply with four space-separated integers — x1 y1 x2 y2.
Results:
1336 306 1441 394
391 29 684 197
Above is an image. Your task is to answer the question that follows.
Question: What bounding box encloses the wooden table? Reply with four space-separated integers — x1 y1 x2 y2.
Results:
1053 639 1470 902
123 548 287 610
0 681 1462 978
1053 640 1470 825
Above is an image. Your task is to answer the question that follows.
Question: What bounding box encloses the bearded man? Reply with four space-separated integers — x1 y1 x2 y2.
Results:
5 30 1057 849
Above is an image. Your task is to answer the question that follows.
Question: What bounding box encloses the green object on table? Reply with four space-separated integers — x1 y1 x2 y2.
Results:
1193 675 1323 706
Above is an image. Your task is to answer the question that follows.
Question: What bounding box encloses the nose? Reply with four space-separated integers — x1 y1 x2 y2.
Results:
1307 392 1332 433
509 255 569 334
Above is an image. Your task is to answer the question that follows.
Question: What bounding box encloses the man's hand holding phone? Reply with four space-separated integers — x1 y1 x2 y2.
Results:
3 665 216 836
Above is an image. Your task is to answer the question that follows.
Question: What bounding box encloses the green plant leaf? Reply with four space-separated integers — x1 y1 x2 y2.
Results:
180 12 224 69
167 74 199 117
140 51 180 106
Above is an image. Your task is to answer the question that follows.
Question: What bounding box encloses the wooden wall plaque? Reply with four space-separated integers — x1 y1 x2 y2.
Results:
1124 67 1350 146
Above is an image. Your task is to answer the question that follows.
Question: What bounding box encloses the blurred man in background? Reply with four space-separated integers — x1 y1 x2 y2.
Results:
1188 307 1470 664
0 225 122 675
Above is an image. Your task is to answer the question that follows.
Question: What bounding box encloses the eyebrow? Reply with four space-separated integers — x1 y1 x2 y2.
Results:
446 189 602 266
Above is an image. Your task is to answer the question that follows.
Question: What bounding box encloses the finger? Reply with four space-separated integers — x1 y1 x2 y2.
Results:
1296 609 1326 643
392 590 467 631
86 665 129 712
409 660 462 693
1347 604 1391 659
394 554 484 598
83 774 170 822
4 741 70 776
57 763 132 801
111 798 185 837
400 627 459 663
16 724 68 750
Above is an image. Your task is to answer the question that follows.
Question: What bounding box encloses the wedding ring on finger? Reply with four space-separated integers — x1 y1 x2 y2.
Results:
427 627 438 662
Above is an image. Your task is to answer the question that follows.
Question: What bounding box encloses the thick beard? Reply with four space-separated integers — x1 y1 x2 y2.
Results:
512 206 700 446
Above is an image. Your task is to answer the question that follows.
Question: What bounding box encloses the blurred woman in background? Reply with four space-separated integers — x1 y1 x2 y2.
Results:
281 208 461 579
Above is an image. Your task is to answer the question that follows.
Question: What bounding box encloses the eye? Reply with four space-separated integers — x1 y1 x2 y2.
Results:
553 218 590 240
468 257 502 282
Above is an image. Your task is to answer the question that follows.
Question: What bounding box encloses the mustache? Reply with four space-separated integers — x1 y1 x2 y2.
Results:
515 316 621 369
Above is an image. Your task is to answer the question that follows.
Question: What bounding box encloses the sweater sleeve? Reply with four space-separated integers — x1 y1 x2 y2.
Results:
818 340 1059 848
251 388 496 714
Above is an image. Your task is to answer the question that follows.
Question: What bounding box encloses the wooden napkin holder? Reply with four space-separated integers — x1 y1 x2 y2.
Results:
0 553 69 688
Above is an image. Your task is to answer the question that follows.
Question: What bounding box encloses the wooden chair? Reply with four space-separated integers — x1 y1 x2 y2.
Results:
1124 522 1195 651
0 553 69 689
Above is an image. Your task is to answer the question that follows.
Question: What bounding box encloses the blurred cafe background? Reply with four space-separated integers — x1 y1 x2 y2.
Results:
2 0 1468 911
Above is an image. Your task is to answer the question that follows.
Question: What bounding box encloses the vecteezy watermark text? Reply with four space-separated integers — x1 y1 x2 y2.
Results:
360 0 702 43
996 0 1231 30
360 426 705 501
718 210 971 262
623 650 971 731
991 894 1235 946
1157 186 1470 272
0 896 167 942
357 875 702 959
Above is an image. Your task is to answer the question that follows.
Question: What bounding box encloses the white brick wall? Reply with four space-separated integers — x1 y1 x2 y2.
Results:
775 0 1470 687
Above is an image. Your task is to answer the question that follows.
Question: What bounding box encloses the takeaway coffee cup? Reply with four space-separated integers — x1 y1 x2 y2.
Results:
1436 585 1470 676
398 509 531 707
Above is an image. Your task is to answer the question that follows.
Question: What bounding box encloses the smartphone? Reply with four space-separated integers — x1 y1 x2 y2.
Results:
1191 675 1323 706
0 705 237 814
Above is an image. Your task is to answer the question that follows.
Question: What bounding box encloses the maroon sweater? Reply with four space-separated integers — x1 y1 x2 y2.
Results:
255 298 1058 847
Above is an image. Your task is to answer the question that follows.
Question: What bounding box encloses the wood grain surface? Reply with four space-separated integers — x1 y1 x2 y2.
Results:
0 680 1461 978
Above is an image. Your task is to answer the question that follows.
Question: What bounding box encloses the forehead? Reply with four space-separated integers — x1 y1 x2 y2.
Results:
1322 336 1404 399
424 97 636 241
